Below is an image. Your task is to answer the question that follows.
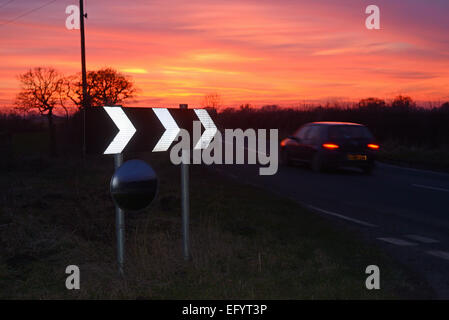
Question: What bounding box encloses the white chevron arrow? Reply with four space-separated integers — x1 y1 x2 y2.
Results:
103 106 136 154
194 109 217 149
152 108 181 152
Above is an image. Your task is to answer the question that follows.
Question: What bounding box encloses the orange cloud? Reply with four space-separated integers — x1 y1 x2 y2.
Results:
1 0 448 110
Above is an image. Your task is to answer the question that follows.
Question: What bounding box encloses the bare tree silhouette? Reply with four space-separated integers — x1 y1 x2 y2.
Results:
15 67 64 156
392 95 416 111
201 92 222 109
66 67 137 108
358 97 386 110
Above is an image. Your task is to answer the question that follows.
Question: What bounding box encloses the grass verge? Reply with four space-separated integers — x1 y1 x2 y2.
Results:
0 150 431 299
379 140 449 172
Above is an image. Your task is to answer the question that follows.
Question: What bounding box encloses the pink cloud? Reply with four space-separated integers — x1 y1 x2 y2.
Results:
1 0 448 110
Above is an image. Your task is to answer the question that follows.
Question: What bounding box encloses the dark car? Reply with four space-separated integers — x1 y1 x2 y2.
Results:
280 122 379 174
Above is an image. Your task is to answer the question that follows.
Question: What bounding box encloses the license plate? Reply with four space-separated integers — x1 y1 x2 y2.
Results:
347 154 367 161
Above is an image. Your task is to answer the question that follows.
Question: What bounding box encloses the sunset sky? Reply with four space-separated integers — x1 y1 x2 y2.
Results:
1 0 449 109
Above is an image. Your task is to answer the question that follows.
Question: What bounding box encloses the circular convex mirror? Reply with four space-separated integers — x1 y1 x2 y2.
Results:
110 159 158 212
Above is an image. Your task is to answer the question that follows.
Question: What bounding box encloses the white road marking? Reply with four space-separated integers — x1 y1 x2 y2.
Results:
427 250 449 261
307 205 377 227
412 184 449 193
377 237 417 246
405 235 439 244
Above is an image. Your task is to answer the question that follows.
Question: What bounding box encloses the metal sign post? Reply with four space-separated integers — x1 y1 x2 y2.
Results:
180 104 190 260
114 153 125 275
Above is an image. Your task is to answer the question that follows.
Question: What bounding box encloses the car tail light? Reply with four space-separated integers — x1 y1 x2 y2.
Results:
280 140 287 147
322 143 339 149
367 143 380 150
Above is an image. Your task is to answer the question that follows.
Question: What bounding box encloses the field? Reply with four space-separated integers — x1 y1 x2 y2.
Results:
217 104 449 171
0 133 432 299
378 140 449 171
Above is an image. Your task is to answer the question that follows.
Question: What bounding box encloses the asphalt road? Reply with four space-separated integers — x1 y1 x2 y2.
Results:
212 159 449 298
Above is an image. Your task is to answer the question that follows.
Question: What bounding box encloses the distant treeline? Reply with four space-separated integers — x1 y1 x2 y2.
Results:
0 112 45 133
1 96 449 155
217 98 449 147
0 109 86 156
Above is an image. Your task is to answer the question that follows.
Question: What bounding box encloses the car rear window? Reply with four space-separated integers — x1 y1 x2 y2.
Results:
328 125 373 140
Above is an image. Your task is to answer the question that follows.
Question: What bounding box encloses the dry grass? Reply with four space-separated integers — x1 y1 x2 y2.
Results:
0 147 432 299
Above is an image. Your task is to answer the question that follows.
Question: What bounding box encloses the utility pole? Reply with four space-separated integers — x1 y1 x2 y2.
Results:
79 0 88 157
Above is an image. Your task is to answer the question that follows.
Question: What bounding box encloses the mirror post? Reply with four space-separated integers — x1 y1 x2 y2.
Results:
181 149 190 260
180 104 191 261
114 153 125 275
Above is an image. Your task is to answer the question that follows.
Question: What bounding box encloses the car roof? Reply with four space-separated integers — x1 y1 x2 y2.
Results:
309 121 363 126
